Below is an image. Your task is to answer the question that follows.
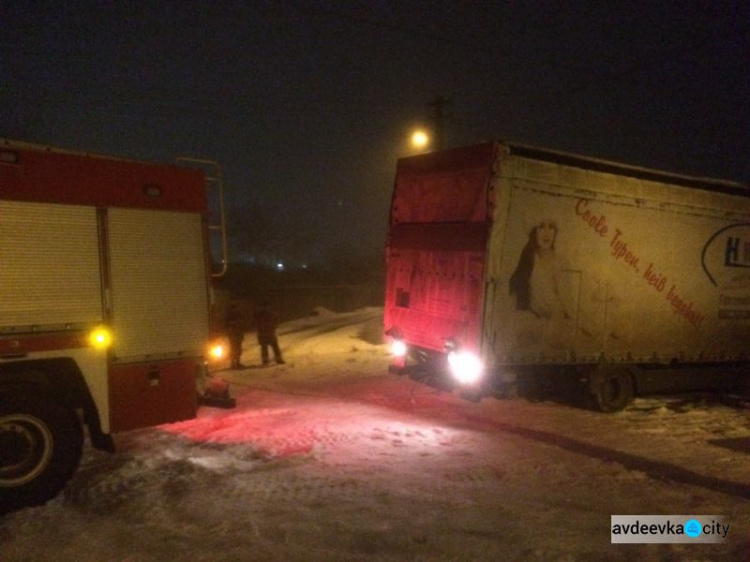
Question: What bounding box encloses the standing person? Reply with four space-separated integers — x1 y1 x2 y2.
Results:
225 304 246 369
254 300 284 365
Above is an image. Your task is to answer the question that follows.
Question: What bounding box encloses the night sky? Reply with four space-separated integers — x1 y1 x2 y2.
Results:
2 1 748 268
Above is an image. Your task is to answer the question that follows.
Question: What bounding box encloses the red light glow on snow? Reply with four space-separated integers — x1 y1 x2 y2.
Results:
160 391 471 461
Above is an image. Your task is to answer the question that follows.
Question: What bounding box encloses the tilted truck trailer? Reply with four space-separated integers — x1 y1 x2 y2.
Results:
384 142 750 411
0 139 226 511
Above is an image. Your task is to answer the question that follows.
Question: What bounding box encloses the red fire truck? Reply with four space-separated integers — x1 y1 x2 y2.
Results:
0 139 226 511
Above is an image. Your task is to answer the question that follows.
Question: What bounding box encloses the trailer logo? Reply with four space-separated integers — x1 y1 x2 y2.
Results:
702 224 750 287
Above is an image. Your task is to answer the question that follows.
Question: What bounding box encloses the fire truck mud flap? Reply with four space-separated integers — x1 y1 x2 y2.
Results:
0 394 83 513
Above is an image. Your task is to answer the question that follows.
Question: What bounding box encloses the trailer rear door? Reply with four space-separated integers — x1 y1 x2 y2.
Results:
384 143 495 353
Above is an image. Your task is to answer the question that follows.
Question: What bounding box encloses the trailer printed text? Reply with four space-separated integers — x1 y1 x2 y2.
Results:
575 198 704 328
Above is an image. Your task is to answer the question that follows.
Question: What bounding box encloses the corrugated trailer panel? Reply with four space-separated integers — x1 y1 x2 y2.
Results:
391 142 495 224
108 208 209 362
386 242 486 353
488 153 750 365
0 200 102 330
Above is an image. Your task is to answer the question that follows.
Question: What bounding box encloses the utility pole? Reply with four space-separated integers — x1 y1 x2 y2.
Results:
427 95 453 151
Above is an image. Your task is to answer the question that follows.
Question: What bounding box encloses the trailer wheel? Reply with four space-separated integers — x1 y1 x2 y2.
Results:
0 395 83 512
591 368 634 413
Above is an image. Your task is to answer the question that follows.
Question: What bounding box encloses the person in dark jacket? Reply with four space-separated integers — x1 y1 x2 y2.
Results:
254 300 284 365
225 304 246 369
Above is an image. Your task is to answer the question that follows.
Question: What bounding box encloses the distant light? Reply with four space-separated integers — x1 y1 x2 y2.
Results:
276 262 285 271
410 130 430 149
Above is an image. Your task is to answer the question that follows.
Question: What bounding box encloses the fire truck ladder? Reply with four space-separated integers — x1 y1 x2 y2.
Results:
175 157 228 278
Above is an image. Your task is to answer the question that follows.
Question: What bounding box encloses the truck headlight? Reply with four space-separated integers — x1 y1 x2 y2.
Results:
390 339 407 358
447 350 483 384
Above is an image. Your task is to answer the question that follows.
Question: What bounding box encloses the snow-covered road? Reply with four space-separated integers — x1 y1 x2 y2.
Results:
1 308 748 561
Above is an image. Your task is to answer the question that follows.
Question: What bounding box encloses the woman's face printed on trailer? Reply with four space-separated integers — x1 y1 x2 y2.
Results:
534 220 557 250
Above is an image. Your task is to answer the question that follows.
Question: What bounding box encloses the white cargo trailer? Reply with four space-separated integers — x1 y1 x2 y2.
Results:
384 142 750 410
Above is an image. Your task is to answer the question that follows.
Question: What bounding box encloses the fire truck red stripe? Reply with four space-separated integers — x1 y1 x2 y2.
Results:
0 332 88 355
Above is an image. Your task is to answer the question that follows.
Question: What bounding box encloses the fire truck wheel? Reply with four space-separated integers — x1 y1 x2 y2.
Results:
591 368 634 413
0 395 83 512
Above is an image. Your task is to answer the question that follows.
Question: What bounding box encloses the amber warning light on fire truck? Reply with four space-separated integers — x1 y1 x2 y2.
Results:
88 326 113 349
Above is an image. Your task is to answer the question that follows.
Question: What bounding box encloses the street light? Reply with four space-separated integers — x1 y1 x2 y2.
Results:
410 129 430 150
